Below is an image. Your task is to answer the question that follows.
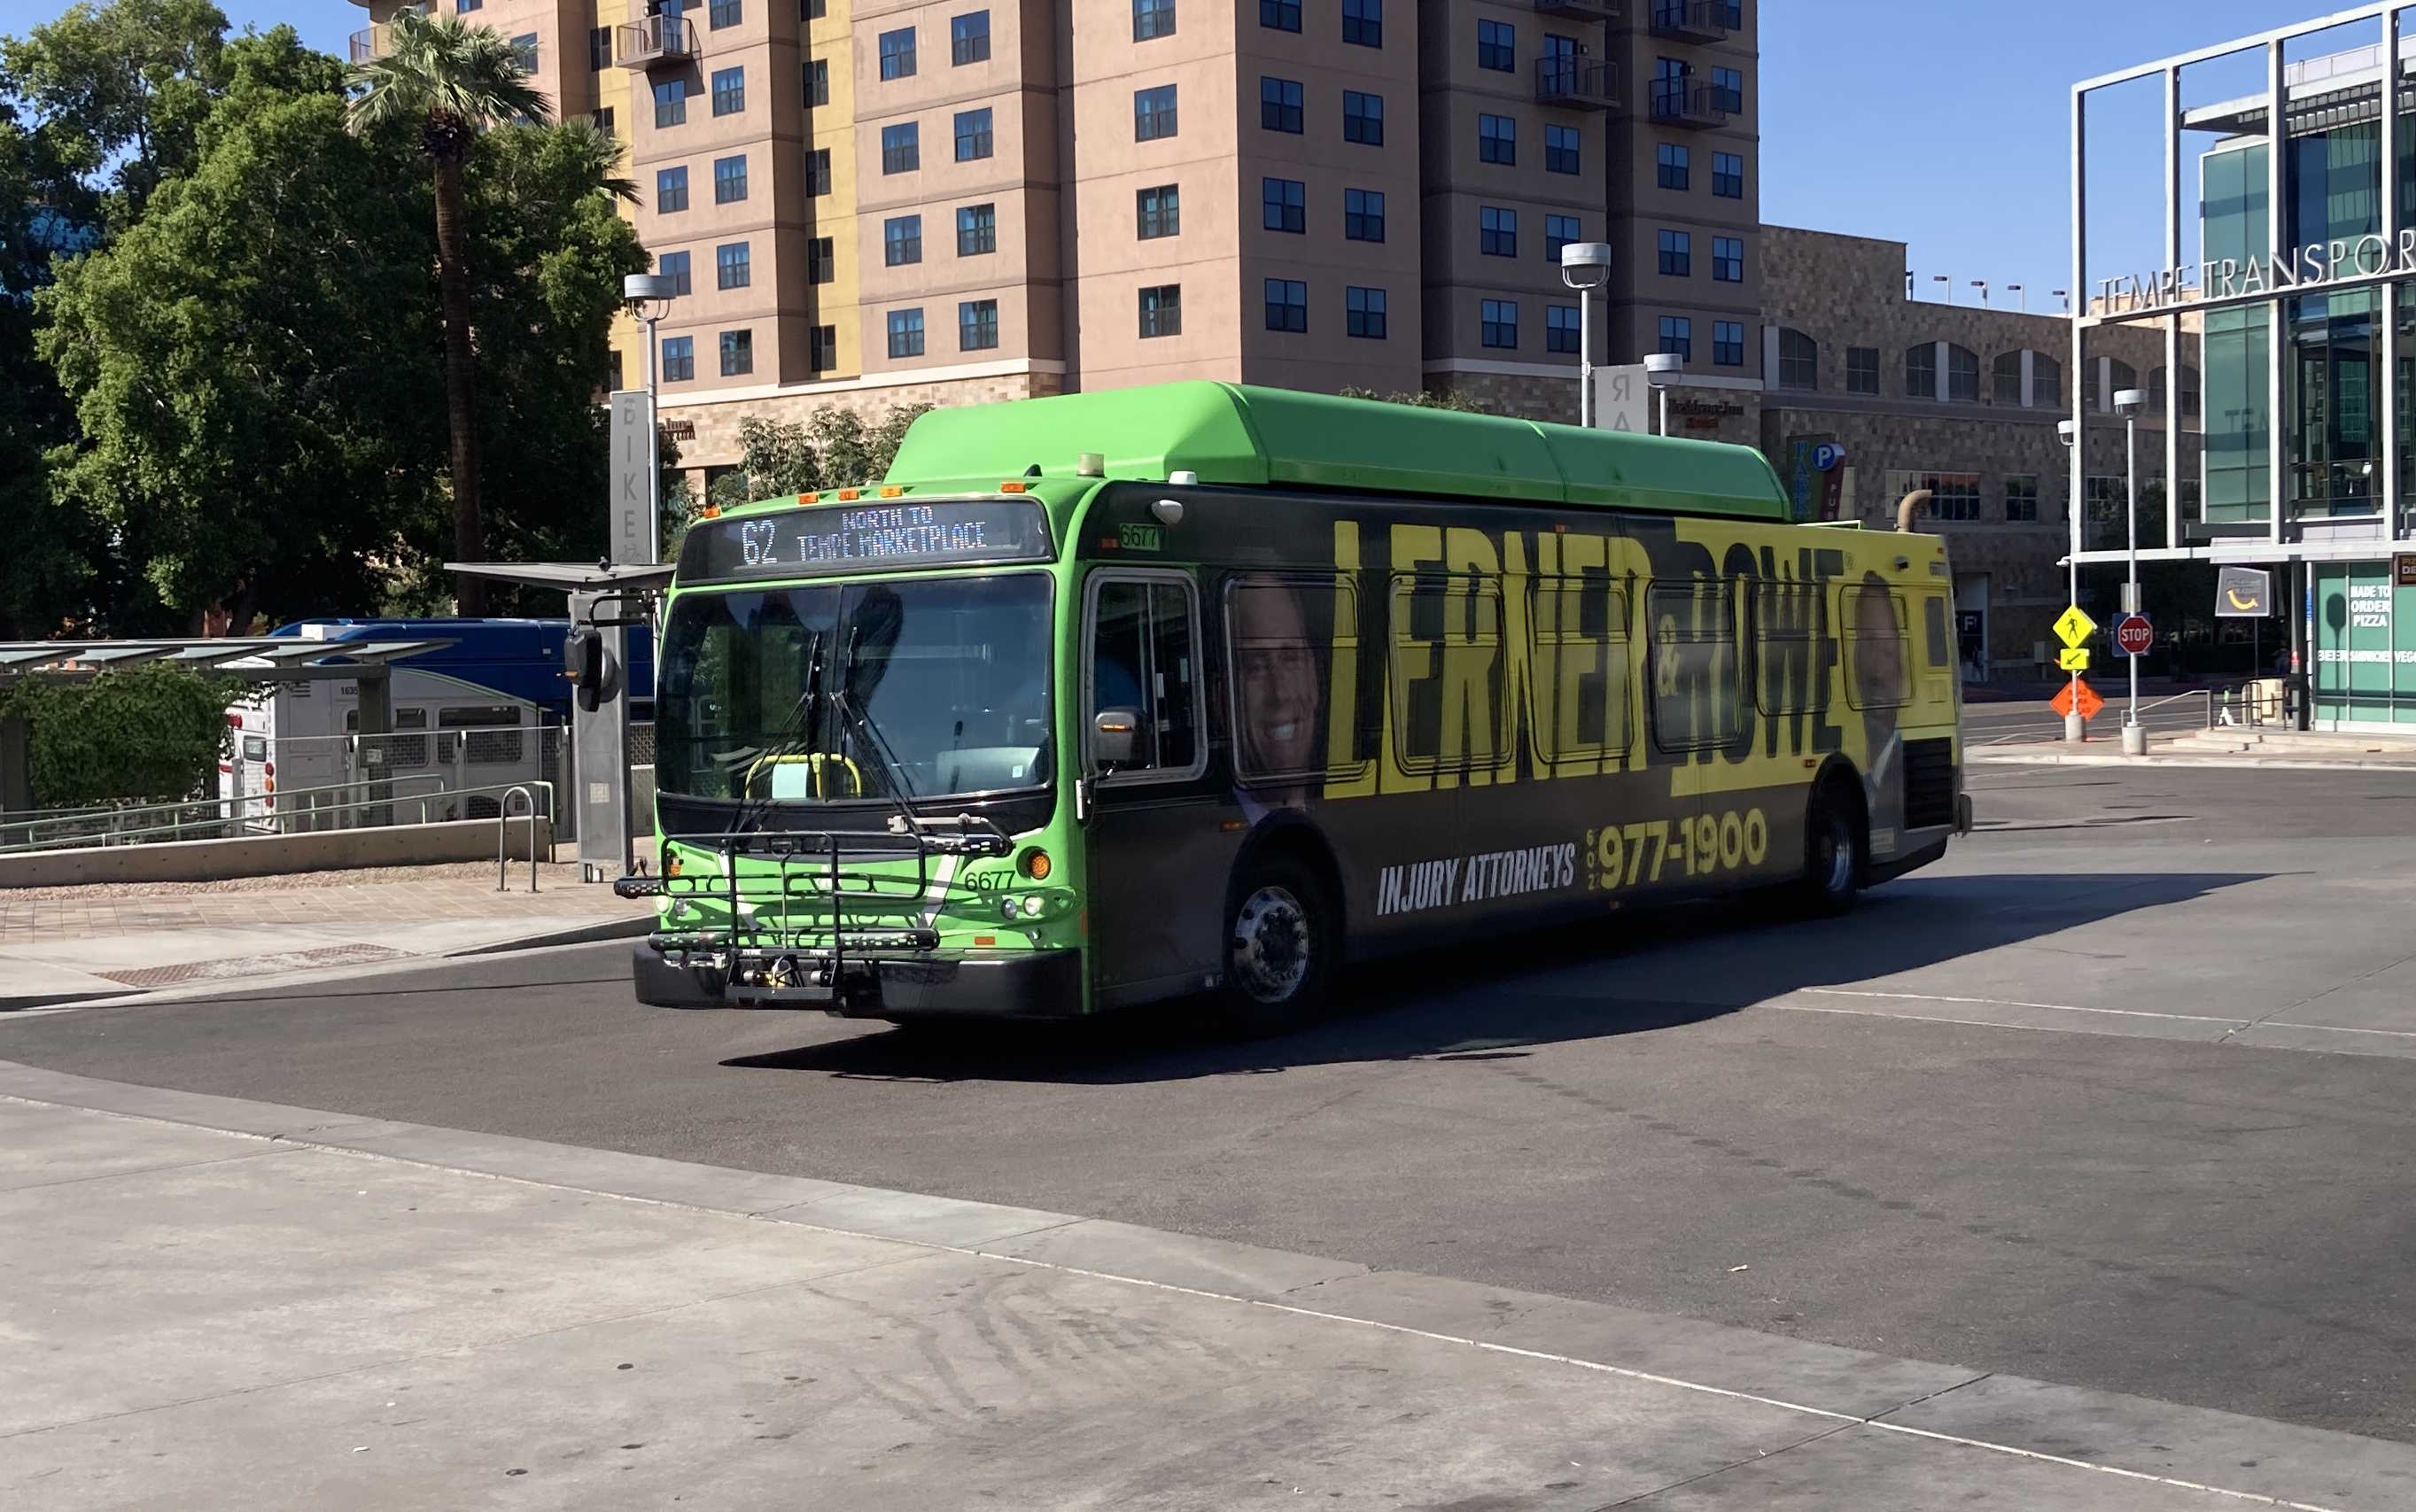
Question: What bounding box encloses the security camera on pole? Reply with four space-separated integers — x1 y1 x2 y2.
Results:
1558 242 1614 427
1643 353 1682 436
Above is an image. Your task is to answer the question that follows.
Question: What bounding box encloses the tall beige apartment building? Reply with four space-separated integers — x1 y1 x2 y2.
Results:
350 0 1761 483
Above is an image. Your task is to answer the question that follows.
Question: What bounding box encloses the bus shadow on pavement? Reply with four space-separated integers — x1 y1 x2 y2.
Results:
720 870 2272 1085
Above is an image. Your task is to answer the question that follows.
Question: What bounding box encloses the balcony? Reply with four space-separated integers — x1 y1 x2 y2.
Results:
1535 58 1619 111
616 15 698 69
347 24 391 63
1648 0 1734 42
1650 80 1729 128
1533 0 1619 19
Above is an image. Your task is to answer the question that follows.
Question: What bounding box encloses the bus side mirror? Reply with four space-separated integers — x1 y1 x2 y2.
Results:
564 629 606 713
1091 708 1140 769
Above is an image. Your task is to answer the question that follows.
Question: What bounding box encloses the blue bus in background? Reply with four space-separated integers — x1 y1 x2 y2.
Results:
222 619 654 824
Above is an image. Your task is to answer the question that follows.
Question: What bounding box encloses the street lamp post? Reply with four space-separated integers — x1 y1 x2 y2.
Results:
621 272 679 563
1643 353 1681 436
2008 283 2026 312
2115 386 2148 756
2057 418 2083 742
1558 242 1614 427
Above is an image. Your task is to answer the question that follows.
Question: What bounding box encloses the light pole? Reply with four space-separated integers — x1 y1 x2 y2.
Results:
2057 418 2084 742
2008 283 2026 312
622 272 679 562
1972 279 1989 308
1558 242 1614 427
1932 274 1952 304
1643 353 1681 436
2115 386 2148 756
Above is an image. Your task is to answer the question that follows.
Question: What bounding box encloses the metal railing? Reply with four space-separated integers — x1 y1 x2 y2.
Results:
0 777 553 855
1535 58 1619 109
1650 80 1731 128
615 14 697 67
498 785 541 894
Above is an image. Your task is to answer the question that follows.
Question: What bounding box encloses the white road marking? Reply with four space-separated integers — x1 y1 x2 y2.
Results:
1797 988 2247 1026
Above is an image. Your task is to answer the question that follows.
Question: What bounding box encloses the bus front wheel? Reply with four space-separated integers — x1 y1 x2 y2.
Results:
1221 857 1334 1036
1799 783 1865 916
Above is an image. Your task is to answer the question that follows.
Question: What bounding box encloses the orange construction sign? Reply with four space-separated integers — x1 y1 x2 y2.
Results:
2050 678 2105 721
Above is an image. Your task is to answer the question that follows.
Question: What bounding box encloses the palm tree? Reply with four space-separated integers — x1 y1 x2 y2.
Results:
346 11 549 616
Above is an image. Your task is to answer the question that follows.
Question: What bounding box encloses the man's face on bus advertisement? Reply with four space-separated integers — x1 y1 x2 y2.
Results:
1232 580 1323 779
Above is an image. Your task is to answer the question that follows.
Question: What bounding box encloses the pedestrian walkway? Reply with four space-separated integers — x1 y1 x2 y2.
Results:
0 861 651 1009
1969 726 2416 772
4 1061 2409 1511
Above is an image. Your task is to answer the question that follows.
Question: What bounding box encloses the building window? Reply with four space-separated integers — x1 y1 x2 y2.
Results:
1478 112 1515 164
955 107 993 160
713 154 748 204
1342 0 1381 47
1946 343 1979 402
1711 235 1742 283
1134 0 1175 38
1480 205 1517 257
653 80 686 128
719 330 754 378
709 0 741 27
658 251 692 296
661 335 694 382
1137 184 1180 238
2033 354 2063 408
2005 475 2040 523
1659 314 1691 361
959 299 999 351
716 242 750 290
1713 320 1743 367
1136 83 1179 140
888 308 926 358
1347 285 1386 339
2179 363 2201 416
952 11 990 64
1547 304 1581 354
879 27 916 79
1262 77 1304 133
1847 345 1878 395
1265 277 1308 333
1544 213 1580 260
509 33 537 73
884 214 922 267
807 147 831 196
1344 187 1384 242
1481 299 1518 349
807 236 834 283
1657 142 1690 190
881 121 919 173
1904 344 1936 399
656 166 688 213
711 66 745 115
588 26 611 70
1657 229 1690 276
1139 283 1182 337
1261 0 1300 31
810 325 837 371
1776 328 1816 390
1886 470 1981 522
1477 19 1514 70
803 0 824 15
1545 123 1580 175
957 202 996 255
1993 351 2025 406
1713 151 1744 198
591 105 615 135
1711 66 1743 113
1263 176 1306 233
1344 90 1384 145
807 58 828 106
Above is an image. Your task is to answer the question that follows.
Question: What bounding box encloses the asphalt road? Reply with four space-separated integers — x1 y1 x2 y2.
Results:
12 763 2416 1444
1962 690 2226 744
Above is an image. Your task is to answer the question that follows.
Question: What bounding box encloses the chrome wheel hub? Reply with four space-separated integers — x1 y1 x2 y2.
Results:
1231 885 1310 1004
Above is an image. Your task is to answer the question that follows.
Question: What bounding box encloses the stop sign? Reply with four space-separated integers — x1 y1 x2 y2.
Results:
2115 614 2154 657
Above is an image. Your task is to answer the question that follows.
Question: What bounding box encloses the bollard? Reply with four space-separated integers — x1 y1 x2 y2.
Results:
498 785 540 895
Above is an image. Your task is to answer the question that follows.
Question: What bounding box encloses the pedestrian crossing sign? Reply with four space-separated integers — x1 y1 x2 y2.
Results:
2053 606 2096 649
2057 646 2090 672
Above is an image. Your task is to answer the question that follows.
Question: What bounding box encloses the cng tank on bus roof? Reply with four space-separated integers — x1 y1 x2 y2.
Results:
881 380 1791 523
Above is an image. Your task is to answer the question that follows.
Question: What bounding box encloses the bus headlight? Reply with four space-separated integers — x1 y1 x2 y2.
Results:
998 895 1021 923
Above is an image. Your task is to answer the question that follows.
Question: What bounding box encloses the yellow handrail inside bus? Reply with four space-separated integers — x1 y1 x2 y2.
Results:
744 752 862 800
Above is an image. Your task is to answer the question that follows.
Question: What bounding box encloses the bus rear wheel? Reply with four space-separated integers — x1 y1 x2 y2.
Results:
1799 783 1864 916
1221 857 1334 1037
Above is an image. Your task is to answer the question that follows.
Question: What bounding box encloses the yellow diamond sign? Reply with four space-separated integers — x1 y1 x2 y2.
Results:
2057 646 2091 672
2054 605 2097 649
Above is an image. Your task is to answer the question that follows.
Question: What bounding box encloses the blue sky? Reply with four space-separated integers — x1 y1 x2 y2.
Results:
0 0 2335 302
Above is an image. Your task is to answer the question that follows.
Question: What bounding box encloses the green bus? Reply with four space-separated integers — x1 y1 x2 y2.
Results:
623 382 1968 1030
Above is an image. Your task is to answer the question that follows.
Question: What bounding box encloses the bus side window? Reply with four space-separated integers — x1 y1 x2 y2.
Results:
1921 594 1952 669
1088 575 1201 779
1841 587 1911 710
1646 580 1743 751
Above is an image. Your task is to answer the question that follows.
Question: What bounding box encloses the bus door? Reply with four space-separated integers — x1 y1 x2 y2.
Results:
1081 570 1224 1004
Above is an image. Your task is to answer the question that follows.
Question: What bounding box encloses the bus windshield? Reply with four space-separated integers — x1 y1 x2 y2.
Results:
656 573 1053 806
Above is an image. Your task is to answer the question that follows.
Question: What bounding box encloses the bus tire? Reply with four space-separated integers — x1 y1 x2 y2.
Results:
1798 780 1865 916
1219 856 1335 1037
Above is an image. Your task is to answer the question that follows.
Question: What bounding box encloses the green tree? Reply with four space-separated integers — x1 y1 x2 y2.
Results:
718 402 938 506
732 415 823 497
1337 386 1494 415
346 11 548 617
0 0 232 231
0 661 241 805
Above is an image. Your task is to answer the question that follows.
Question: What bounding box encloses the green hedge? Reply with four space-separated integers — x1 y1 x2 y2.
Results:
3 663 248 809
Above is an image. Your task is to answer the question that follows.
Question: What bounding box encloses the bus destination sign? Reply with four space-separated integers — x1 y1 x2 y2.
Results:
682 497 1053 582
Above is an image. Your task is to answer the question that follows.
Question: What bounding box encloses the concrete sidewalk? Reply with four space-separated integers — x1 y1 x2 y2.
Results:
0 862 652 1009
1969 730 2416 772
5 1062 2411 1510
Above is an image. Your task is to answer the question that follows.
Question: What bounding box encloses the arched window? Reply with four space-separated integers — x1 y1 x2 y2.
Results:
1992 352 2024 405
2031 354 2061 407
1905 342 1937 399
1776 328 1817 390
2179 364 2201 417
2149 365 2167 410
1945 344 1979 402
2108 358 2139 407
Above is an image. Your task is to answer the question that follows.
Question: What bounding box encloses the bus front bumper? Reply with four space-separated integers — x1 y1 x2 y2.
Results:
632 942 1084 1019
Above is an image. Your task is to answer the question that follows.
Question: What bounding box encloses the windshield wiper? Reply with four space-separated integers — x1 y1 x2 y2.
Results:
726 628 827 835
832 624 925 839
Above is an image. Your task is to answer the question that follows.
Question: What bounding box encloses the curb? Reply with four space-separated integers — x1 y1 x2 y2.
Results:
2 1058 2410 1512
446 911 655 957
1970 747 2416 772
